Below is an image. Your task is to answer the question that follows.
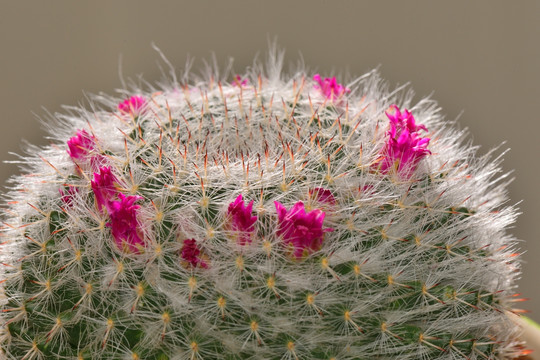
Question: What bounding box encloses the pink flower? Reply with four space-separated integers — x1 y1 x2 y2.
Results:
379 105 431 178
180 239 209 269
59 185 79 207
313 74 350 100
274 201 333 259
67 130 95 161
107 193 145 253
308 188 336 205
226 194 257 245
232 75 248 87
91 166 118 212
118 95 146 116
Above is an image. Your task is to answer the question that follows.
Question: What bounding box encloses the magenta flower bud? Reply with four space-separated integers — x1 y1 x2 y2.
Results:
232 75 248 87
308 188 336 206
274 201 333 259
386 105 428 134
59 185 79 208
67 130 95 161
379 105 431 178
118 95 146 116
226 194 257 245
91 166 118 212
313 74 350 101
180 239 209 269
107 193 145 253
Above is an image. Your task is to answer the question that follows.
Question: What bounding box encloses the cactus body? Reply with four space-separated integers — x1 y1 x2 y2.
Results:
0 53 522 359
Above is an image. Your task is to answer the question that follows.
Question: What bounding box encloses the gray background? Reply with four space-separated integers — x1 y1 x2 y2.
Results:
1 1 539 321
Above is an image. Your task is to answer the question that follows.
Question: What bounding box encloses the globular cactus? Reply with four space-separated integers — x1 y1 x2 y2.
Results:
0 50 525 359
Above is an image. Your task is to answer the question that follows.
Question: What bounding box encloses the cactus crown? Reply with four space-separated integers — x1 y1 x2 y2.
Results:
0 50 522 359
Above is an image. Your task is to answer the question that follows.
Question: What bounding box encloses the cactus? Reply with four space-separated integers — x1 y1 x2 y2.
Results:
0 50 525 359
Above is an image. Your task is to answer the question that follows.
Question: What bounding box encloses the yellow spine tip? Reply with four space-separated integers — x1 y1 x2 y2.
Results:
235 255 244 270
217 296 226 308
188 276 197 290
162 312 170 323
321 257 329 268
136 283 145 297
267 276 275 289
200 196 209 208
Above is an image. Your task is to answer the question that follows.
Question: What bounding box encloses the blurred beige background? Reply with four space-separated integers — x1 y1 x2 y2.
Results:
1 0 539 321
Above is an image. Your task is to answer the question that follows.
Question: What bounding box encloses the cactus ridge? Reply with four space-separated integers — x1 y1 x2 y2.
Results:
0 51 521 359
